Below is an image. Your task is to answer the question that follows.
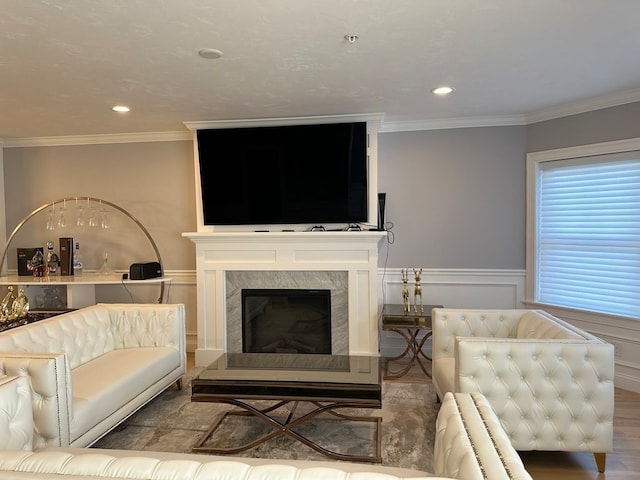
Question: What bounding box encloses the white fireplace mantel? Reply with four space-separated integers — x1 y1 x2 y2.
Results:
183 230 387 366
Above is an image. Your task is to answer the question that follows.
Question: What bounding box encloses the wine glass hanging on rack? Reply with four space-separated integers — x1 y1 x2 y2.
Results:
76 198 86 227
0 196 166 303
44 198 105 230
45 204 55 231
57 199 67 229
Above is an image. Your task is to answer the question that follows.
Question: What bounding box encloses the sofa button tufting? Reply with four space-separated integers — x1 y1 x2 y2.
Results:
430 307 614 465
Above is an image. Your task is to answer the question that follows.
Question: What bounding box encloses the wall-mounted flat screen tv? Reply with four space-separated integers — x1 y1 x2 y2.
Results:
196 122 368 226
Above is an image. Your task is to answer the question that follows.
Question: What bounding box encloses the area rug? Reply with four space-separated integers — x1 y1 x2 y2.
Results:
93 371 440 473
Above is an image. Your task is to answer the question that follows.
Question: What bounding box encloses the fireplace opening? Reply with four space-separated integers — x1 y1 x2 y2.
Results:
242 289 331 354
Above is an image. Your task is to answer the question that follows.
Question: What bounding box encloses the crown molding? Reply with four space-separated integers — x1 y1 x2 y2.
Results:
3 86 640 145
183 113 385 131
379 115 526 133
527 136 640 161
1 130 192 148
525 86 640 124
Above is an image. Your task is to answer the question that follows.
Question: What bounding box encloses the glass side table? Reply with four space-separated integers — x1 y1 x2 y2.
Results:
381 304 442 380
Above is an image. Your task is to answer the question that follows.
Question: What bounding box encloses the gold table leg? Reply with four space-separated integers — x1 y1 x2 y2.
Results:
383 326 432 379
192 398 382 463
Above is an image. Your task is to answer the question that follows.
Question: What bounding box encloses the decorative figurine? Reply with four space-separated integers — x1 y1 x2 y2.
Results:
401 268 410 313
413 268 423 313
1 286 16 321
0 286 30 323
10 288 29 320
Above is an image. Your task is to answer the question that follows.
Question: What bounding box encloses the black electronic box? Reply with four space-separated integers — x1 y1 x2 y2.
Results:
129 262 162 280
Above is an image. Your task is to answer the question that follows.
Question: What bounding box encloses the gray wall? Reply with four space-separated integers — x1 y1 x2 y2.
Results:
2 141 196 274
4 102 639 276
527 101 640 152
378 126 527 269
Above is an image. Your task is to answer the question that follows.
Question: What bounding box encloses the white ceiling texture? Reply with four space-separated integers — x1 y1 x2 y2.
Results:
2 0 640 139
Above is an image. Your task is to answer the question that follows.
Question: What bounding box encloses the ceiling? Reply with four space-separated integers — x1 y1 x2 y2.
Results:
3 0 640 140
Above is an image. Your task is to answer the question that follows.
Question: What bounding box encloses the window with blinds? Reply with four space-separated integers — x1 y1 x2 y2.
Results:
535 156 640 318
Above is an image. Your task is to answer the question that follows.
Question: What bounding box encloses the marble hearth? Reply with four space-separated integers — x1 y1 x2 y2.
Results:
183 231 387 367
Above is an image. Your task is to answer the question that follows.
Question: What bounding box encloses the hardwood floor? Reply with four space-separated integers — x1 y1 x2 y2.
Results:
187 353 639 478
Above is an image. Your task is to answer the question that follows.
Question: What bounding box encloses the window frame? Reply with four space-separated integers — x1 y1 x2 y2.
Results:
526 137 640 320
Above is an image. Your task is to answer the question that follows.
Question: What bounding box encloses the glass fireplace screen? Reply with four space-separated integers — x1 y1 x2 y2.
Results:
241 288 331 354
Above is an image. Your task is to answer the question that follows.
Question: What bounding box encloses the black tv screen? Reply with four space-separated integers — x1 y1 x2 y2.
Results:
196 122 368 226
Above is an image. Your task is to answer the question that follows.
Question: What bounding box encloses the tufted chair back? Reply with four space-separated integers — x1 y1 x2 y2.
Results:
0 306 115 369
0 375 33 450
108 305 182 350
432 309 527 363
0 353 71 448
431 308 614 473
0 304 182 370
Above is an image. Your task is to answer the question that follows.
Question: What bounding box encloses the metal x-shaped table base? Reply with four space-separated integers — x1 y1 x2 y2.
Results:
192 399 382 463
383 326 432 380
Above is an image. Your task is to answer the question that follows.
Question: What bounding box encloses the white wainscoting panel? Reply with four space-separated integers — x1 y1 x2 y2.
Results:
378 268 526 357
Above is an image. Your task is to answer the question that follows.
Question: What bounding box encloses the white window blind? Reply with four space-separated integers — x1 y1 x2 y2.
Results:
537 157 640 318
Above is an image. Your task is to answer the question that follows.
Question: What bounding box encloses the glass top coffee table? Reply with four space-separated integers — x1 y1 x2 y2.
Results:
191 352 382 463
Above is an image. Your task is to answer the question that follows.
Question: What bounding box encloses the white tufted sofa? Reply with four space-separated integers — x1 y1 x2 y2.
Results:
0 374 532 479
0 303 186 449
432 308 614 473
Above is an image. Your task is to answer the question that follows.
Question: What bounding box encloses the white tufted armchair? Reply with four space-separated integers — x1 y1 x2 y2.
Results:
431 308 614 473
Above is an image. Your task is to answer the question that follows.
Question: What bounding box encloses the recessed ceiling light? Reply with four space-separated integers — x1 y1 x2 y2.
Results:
198 48 223 59
112 105 130 113
431 86 454 96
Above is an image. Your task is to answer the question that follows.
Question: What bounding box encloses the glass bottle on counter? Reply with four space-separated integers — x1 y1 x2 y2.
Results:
29 249 45 277
73 242 83 276
46 241 59 276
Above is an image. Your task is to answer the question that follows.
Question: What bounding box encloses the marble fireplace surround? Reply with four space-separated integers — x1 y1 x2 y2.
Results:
225 270 348 354
183 231 386 367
